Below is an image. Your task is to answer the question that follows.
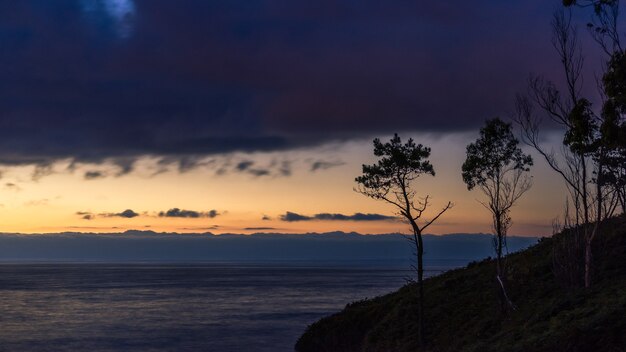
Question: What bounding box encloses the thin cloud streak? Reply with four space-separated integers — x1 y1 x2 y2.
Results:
280 211 398 222
159 208 219 218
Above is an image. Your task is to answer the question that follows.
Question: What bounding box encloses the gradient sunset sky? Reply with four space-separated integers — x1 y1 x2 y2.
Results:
0 1 610 235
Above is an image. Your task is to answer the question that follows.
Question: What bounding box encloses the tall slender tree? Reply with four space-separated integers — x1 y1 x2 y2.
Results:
355 134 452 347
517 2 624 288
462 118 533 312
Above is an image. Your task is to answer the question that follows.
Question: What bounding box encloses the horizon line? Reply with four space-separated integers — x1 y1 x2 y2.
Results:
0 229 541 238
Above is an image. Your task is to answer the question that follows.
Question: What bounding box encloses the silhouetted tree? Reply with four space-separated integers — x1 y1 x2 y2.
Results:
462 118 533 312
563 0 621 57
601 50 626 214
516 4 624 288
516 11 594 227
355 134 452 347
562 0 625 217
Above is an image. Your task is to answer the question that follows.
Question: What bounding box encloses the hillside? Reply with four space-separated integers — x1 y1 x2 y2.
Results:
295 215 626 352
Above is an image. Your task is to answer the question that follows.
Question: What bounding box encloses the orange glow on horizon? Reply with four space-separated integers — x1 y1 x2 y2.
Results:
0 133 565 237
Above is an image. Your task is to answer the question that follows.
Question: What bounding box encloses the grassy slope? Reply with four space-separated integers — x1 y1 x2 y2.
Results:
296 215 626 352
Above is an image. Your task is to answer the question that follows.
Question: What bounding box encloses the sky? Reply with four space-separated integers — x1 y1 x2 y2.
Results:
0 0 613 236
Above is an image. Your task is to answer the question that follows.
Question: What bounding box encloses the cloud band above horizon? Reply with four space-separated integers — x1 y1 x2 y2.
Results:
0 1 567 170
280 211 398 222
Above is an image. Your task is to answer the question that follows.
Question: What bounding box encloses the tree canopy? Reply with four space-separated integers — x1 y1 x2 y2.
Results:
356 134 435 218
462 118 533 192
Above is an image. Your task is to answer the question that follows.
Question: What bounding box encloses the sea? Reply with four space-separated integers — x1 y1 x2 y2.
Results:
0 263 456 352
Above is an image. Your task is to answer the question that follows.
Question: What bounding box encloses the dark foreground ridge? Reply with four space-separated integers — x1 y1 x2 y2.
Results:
296 215 626 352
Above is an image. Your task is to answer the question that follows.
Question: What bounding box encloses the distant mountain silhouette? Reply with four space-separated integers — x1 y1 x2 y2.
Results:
0 231 538 265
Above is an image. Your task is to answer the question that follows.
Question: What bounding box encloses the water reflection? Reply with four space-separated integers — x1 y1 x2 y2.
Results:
0 264 413 352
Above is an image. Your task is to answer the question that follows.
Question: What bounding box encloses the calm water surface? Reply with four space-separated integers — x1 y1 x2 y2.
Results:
0 263 447 352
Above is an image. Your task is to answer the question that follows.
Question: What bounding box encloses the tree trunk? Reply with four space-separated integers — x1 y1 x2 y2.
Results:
494 212 515 312
581 155 589 224
417 229 425 348
584 163 603 288
495 214 503 278
410 222 425 348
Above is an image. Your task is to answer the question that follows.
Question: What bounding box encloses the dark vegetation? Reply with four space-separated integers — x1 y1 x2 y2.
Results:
297 2 626 350
295 215 626 352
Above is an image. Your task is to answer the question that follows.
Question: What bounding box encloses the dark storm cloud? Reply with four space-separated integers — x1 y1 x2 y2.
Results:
101 209 140 218
233 160 270 177
236 161 254 172
0 1 578 168
280 211 397 222
84 171 106 180
32 165 54 181
316 213 398 221
78 208 220 220
158 208 219 218
79 212 95 220
310 160 346 172
231 159 290 177
77 209 139 220
247 168 271 177
112 158 136 176
280 212 312 222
